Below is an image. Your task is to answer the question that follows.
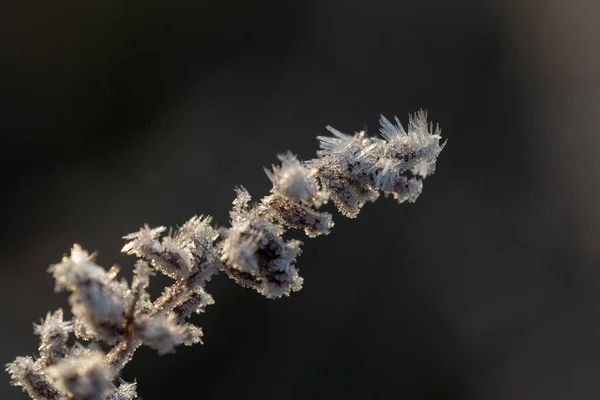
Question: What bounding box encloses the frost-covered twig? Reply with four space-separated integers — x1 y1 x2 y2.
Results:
6 112 445 399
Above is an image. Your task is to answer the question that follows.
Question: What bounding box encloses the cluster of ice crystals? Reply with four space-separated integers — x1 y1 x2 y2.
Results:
174 216 222 283
48 245 129 344
33 309 73 366
133 314 187 355
258 194 334 238
220 187 304 299
171 286 214 322
253 153 333 238
7 345 136 400
122 226 193 279
129 260 153 316
122 216 222 282
45 350 114 400
378 111 444 178
108 381 138 400
44 231 213 357
307 111 445 217
6 356 63 400
306 129 379 218
264 152 327 206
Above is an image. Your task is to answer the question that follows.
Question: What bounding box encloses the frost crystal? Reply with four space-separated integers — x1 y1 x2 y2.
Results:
122 216 222 282
7 112 445 400
172 286 214 321
6 356 62 400
258 194 334 238
129 260 153 316
34 309 73 366
171 215 222 283
133 314 187 355
45 350 114 400
265 152 326 206
48 245 129 344
108 381 137 400
220 187 304 298
122 225 193 279
307 111 445 217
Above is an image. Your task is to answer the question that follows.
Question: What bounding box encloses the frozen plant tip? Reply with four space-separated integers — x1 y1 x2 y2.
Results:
7 111 445 399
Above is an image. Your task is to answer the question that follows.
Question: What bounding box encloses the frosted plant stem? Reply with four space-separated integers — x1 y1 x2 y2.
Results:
107 267 210 372
106 339 142 372
6 112 445 400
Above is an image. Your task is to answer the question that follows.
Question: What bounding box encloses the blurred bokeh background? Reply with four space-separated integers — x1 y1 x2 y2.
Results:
2 0 600 399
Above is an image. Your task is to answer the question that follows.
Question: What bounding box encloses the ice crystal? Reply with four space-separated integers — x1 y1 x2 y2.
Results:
6 356 62 400
258 193 334 238
132 314 187 355
264 152 327 206
122 226 193 279
45 350 114 400
48 245 129 344
33 309 72 366
108 381 137 400
220 188 304 299
308 111 445 217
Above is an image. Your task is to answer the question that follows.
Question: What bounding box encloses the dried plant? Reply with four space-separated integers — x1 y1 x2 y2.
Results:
6 112 446 399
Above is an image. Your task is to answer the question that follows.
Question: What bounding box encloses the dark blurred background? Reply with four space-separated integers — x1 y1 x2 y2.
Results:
2 1 600 399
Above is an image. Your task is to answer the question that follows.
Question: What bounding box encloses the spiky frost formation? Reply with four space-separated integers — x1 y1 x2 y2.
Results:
307 111 445 217
45 350 114 400
122 226 192 279
174 216 222 283
171 286 214 322
265 152 327 206
378 111 444 180
34 309 73 366
258 194 334 238
128 260 153 316
108 381 137 400
6 356 63 400
220 187 304 299
132 314 202 355
67 343 96 359
48 245 129 344
257 153 333 238
122 216 222 282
